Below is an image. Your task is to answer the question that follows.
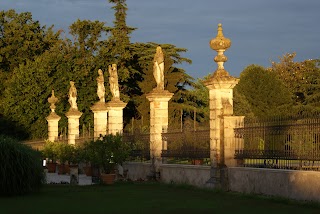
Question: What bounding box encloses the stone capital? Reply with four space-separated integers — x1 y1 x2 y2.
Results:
146 89 174 102
66 108 82 118
46 112 61 121
91 102 108 112
106 99 127 110
204 76 239 90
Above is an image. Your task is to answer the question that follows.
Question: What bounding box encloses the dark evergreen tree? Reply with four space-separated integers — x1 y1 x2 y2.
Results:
234 64 292 118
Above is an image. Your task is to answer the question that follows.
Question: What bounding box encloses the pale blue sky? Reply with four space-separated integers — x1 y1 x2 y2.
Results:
2 0 320 80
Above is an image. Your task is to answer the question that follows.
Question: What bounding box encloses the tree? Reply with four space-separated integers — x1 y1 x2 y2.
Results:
0 10 60 95
130 42 194 129
270 53 320 114
234 64 292 118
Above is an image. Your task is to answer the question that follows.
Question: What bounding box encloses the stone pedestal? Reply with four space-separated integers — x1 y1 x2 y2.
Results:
46 112 61 142
66 109 82 145
91 102 108 138
223 116 244 167
146 89 174 159
204 23 240 189
106 99 127 135
205 79 238 167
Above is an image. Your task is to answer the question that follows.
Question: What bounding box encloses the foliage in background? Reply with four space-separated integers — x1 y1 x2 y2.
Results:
234 64 292 118
0 2 198 139
269 53 320 114
0 135 44 196
2 5 320 139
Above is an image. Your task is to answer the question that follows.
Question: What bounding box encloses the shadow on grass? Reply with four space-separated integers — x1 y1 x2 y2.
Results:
1 181 319 214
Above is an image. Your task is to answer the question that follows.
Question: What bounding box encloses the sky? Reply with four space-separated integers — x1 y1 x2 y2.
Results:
2 0 320 80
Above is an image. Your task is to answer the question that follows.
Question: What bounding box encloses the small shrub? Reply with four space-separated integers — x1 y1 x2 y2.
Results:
84 134 130 174
42 140 58 163
0 135 45 196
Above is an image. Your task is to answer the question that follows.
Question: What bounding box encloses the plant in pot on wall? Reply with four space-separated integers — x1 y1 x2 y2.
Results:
56 142 73 175
88 134 130 184
42 140 58 173
81 141 95 176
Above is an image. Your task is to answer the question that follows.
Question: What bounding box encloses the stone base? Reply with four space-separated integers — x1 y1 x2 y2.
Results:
205 166 229 191
106 99 127 108
66 108 82 117
107 99 127 135
91 101 108 111
91 102 108 138
146 89 174 99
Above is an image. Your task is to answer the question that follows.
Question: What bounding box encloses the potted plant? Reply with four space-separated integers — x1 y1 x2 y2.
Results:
56 142 73 174
81 141 95 176
42 140 58 173
87 133 130 184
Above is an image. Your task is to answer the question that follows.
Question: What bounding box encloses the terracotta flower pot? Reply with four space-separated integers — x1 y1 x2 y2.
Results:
83 166 93 176
192 159 204 165
58 164 70 175
100 173 116 185
46 162 57 173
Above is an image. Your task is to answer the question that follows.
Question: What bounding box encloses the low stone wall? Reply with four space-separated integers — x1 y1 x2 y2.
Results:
123 162 210 187
160 164 211 187
123 162 152 181
228 167 320 202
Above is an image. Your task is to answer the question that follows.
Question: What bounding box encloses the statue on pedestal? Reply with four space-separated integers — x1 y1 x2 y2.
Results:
96 69 105 103
108 64 120 100
68 81 78 110
153 46 165 90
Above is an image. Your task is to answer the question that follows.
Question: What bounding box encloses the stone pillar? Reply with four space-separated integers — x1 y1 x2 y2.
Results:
107 99 127 135
223 116 244 167
66 109 82 145
146 90 174 159
46 90 60 142
91 102 108 139
46 113 61 142
204 23 239 189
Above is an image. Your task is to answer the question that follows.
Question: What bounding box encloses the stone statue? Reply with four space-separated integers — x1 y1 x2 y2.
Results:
108 64 120 100
68 81 78 110
153 46 165 90
96 69 105 102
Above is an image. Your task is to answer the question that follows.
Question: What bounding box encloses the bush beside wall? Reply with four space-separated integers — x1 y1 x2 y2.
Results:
0 135 45 196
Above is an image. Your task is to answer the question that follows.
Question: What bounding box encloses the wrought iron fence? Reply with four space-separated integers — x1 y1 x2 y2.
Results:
161 128 210 165
234 115 320 171
122 131 151 162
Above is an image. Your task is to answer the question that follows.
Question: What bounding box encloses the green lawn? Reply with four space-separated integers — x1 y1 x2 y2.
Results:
1 182 319 214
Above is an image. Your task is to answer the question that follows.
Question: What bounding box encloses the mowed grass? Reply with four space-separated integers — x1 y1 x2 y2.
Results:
1 182 319 214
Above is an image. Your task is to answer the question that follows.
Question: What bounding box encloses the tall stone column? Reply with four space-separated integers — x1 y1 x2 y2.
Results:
107 100 127 135
91 102 108 139
106 64 127 135
46 90 60 142
146 46 174 165
91 69 108 139
66 81 82 145
204 23 239 189
66 110 82 145
146 90 173 158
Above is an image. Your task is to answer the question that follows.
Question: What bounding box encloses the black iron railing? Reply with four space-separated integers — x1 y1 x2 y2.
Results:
234 115 320 171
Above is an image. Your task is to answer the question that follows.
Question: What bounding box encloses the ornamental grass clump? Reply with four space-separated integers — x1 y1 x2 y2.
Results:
0 135 45 196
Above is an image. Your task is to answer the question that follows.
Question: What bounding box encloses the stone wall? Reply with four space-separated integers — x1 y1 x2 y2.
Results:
123 162 152 181
228 167 320 202
160 164 211 187
124 162 320 202
123 162 210 187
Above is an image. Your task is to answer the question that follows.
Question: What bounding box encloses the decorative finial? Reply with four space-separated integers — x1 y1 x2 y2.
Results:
48 89 58 112
209 23 231 77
